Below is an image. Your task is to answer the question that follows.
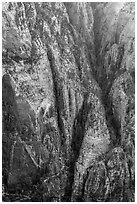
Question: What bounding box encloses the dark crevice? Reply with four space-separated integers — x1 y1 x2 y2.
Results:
85 6 126 148
71 94 91 161
2 2 134 202
42 44 92 201
61 4 125 200
101 94 121 146
46 46 66 156
63 94 91 201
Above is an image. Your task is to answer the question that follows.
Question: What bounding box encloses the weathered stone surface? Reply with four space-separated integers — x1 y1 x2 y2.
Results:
2 3 32 60
2 2 135 202
8 141 40 187
2 74 21 180
77 2 135 202
110 71 135 194
83 147 134 202
71 80 111 201
2 73 50 189
93 2 134 92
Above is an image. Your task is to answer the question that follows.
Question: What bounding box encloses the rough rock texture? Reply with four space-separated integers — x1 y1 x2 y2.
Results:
2 2 135 202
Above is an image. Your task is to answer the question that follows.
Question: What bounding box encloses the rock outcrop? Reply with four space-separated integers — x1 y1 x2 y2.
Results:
2 2 135 202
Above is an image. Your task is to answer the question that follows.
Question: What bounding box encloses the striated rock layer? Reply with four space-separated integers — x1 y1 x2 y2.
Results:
2 2 135 202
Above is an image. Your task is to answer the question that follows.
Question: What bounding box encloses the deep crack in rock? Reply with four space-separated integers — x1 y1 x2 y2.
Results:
2 2 135 202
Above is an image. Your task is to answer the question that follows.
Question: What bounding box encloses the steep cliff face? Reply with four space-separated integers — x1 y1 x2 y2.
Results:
2 2 135 202
74 2 135 202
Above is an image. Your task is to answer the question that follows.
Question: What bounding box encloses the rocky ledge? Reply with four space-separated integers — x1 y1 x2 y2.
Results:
2 2 135 202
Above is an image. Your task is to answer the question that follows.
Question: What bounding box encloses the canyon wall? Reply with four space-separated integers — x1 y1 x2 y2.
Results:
2 2 135 202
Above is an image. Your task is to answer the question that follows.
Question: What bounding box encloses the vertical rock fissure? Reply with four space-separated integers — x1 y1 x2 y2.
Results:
46 47 66 151
2 2 135 202
46 47 66 201
63 94 90 200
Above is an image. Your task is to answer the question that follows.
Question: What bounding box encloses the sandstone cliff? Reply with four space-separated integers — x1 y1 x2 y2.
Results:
2 2 135 202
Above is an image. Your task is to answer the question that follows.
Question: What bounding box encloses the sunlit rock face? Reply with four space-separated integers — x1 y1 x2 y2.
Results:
2 2 134 202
